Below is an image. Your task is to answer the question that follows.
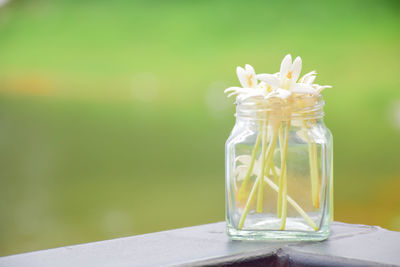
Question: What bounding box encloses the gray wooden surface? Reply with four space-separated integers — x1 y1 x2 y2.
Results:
1 221 399 266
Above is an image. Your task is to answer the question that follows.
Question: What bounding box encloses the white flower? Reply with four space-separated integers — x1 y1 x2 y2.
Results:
257 54 302 91
234 155 280 180
257 55 332 96
256 55 304 99
312 84 332 94
233 155 259 181
232 154 281 192
257 81 272 94
237 81 272 102
299 70 317 84
237 64 257 88
279 54 302 90
224 64 258 98
265 88 292 100
224 86 253 98
294 70 332 95
255 73 280 91
224 55 331 100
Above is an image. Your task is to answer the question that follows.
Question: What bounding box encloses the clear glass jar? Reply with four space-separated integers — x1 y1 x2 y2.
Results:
225 95 333 241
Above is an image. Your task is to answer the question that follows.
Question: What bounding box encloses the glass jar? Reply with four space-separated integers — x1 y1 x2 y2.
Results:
225 95 333 241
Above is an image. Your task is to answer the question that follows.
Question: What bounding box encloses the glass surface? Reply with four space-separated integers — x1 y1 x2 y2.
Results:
225 100 333 241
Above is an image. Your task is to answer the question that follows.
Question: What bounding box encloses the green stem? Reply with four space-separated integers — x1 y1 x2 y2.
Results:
237 127 262 201
312 142 320 208
238 125 279 228
264 176 318 231
269 160 279 184
262 125 279 191
266 127 279 171
303 121 318 208
257 125 279 213
279 120 290 230
238 174 260 229
277 125 284 218
256 125 268 213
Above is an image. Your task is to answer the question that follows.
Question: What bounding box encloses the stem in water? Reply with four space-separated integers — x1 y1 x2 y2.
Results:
312 142 320 208
277 125 284 218
264 176 318 231
260 125 279 210
279 120 291 230
238 175 260 230
237 128 262 202
256 124 268 213
269 160 279 184
303 121 319 208
239 124 279 228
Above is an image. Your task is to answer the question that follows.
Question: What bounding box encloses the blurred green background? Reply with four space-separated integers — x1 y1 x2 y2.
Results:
0 0 399 256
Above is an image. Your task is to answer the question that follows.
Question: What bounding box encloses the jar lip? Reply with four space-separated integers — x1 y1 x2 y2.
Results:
235 94 325 120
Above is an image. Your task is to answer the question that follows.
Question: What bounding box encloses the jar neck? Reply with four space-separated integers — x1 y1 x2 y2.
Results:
235 95 325 122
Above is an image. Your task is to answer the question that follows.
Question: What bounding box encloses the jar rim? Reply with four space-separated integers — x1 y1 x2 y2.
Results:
235 94 325 120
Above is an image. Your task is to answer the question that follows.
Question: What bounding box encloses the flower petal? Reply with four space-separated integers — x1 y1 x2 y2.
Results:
291 83 315 94
239 91 265 102
240 95 260 102
266 88 292 99
305 75 316 85
280 54 292 79
233 165 248 187
227 92 239 98
313 84 332 93
291 56 302 82
236 66 248 88
257 81 271 94
276 88 292 99
236 155 251 165
245 64 257 88
256 74 280 89
299 70 317 83
245 64 255 75
224 86 242 94
226 87 256 98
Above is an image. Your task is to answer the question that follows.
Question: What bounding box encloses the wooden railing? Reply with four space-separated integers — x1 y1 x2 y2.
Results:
0 221 399 266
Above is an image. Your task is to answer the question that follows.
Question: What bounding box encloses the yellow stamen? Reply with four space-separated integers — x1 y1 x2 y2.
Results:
248 74 253 87
287 71 292 79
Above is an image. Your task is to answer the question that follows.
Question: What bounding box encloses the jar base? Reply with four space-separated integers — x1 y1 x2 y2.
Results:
226 223 330 241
